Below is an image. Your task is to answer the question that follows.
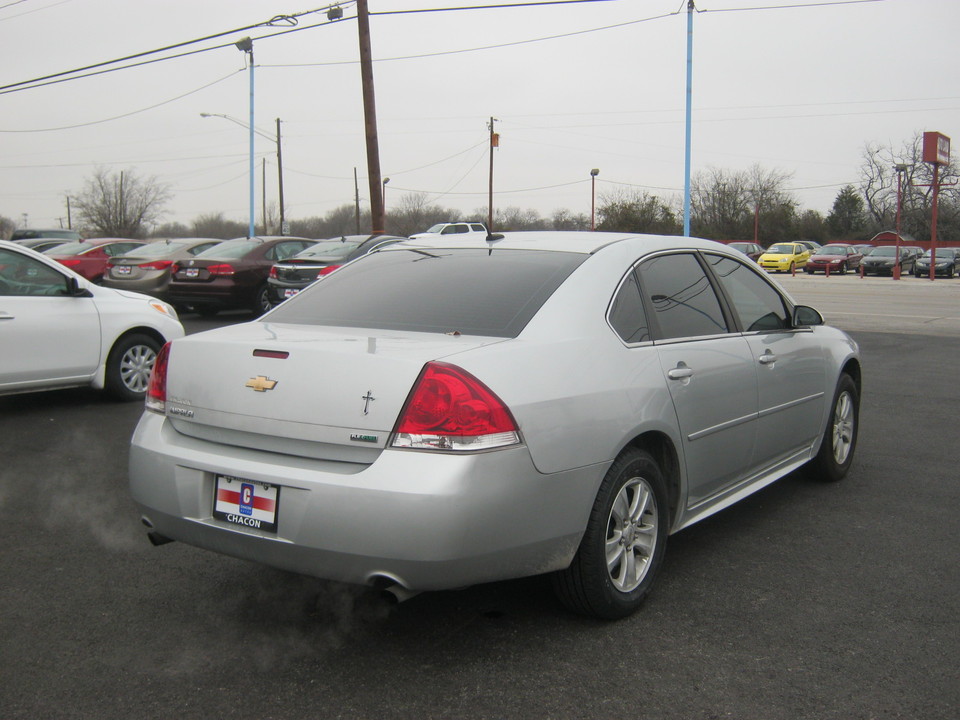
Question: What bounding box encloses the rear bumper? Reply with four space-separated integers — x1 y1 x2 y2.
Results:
129 411 599 591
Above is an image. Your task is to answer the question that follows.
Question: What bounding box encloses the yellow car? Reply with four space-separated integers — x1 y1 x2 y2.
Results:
758 242 811 273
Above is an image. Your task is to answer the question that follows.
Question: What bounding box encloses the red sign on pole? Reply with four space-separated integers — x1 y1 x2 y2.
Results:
923 132 950 165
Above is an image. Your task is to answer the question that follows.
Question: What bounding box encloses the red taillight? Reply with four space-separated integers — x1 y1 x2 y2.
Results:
145 342 171 413
206 263 235 276
139 260 173 271
269 266 278 279
105 261 115 269
391 362 519 451
170 263 181 274
59 258 82 267
317 265 341 278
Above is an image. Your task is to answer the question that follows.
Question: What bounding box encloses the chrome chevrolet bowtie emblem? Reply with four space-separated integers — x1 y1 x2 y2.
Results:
245 376 278 392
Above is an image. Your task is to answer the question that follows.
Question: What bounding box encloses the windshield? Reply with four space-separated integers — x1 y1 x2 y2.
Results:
423 224 446 234
767 244 796 254
819 245 849 253
195 240 260 259
266 248 585 338
868 247 898 257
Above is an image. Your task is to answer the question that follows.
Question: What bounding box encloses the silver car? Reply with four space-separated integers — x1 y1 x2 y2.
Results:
129 232 860 619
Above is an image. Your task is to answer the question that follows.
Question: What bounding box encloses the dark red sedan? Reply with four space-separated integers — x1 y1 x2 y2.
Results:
43 238 146 283
166 236 314 316
804 244 863 275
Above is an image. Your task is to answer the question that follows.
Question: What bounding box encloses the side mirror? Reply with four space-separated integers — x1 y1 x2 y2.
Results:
66 276 93 298
792 305 823 327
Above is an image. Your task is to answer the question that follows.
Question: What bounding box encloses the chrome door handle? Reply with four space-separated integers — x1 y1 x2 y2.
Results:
759 351 777 365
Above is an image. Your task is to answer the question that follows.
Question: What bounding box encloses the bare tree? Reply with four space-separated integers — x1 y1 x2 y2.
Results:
0 214 15 240
191 212 247 239
73 168 172 238
596 189 680 235
859 132 960 243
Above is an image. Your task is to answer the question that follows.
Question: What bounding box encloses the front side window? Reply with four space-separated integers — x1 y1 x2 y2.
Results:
637 253 728 340
705 254 789 332
0 249 68 296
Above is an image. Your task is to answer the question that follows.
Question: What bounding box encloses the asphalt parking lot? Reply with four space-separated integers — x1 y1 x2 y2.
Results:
1 274 958 720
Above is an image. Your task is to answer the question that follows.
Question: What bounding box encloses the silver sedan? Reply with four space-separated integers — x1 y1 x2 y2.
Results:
129 232 860 619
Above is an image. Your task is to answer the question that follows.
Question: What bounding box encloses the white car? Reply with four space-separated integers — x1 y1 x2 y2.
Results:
0 240 185 400
130 232 860 619
408 222 488 240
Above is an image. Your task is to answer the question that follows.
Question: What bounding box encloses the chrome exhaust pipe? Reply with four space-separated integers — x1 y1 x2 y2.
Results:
381 583 421 604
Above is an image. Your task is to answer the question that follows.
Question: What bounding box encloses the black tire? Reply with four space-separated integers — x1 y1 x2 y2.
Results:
838 262 847 275
552 448 669 620
104 333 161 402
251 284 273 316
807 373 859 482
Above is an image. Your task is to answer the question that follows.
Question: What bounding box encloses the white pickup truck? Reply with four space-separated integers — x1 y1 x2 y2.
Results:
409 222 488 240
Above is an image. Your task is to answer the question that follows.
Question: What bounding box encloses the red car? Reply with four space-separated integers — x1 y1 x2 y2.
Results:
44 238 146 283
804 244 864 275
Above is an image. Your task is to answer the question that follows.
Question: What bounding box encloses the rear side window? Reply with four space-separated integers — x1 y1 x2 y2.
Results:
637 253 728 340
608 271 650 344
266 248 585 338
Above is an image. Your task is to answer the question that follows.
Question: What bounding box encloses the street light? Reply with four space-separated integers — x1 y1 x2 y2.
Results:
382 177 390 229
235 37 255 237
590 168 600 231
894 163 909 280
201 113 286 235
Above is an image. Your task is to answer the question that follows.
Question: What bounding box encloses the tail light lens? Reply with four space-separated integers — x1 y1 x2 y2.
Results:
170 263 181 274
139 260 173 270
391 362 520 451
145 342 171 414
105 261 115 270
317 265 341 278
207 263 235 276
269 266 278 279
59 259 82 268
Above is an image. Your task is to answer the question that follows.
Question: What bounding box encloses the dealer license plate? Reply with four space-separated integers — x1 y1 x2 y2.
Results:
185 268 200 278
283 288 299 298
116 265 132 275
213 475 280 533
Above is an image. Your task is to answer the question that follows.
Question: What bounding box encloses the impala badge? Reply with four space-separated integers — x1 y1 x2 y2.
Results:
246 376 278 392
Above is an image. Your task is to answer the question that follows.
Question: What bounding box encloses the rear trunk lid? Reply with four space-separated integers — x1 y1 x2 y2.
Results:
163 320 506 463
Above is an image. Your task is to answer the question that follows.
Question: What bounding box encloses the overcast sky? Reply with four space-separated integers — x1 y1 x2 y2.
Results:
1 0 957 233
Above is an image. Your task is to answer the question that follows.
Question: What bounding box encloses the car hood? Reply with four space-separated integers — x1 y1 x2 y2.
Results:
161 321 507 461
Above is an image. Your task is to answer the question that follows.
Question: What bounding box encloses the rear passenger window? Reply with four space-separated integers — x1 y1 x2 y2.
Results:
637 253 728 340
705 254 789 332
608 271 650 344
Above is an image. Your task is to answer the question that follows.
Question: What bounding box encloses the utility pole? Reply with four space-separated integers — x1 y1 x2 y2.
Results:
276 118 286 234
354 167 361 234
357 0 384 233
488 117 498 232
262 158 267 234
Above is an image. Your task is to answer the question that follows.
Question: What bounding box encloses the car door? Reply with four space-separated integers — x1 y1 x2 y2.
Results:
0 247 101 390
703 253 826 470
635 252 759 506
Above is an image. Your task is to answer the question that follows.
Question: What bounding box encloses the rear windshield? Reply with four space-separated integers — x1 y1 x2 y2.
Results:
127 241 193 257
195 240 259 259
266 248 585 337
295 240 364 259
44 241 94 256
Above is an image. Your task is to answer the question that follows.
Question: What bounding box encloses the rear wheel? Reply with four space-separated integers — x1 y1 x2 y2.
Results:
807 373 859 482
105 333 161 401
252 284 273 316
553 448 669 619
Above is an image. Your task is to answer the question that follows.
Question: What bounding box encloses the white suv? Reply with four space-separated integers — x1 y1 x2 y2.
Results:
409 222 488 240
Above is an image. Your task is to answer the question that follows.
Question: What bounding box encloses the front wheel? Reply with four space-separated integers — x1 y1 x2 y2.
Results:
552 448 669 620
807 373 859 482
838 262 847 275
105 333 161 401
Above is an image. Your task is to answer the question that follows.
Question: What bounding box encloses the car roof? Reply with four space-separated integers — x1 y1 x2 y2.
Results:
397 231 729 256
